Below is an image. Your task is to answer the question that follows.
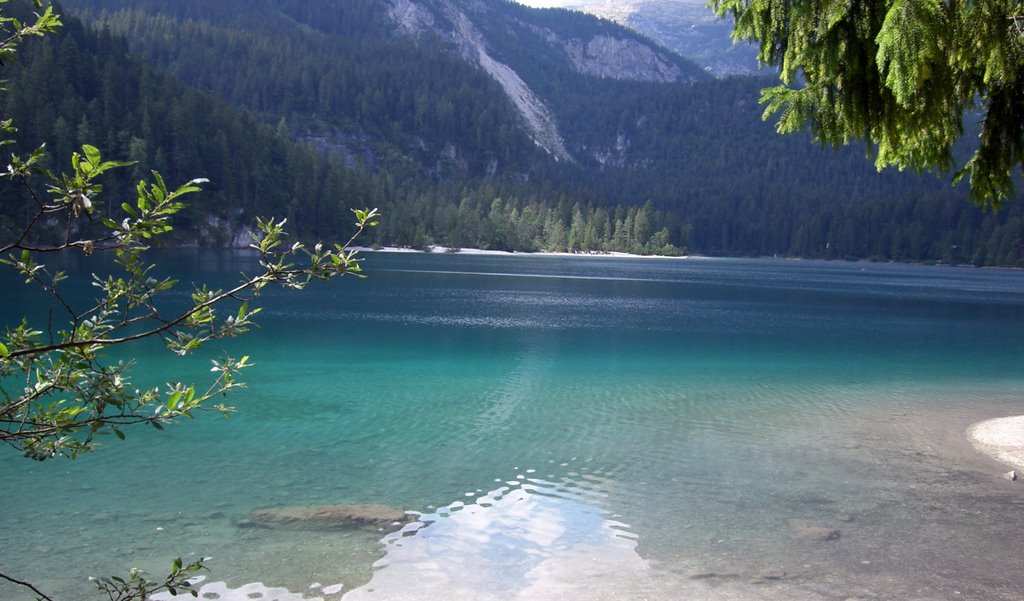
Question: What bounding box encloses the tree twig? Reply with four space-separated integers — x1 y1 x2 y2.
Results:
0 570 55 601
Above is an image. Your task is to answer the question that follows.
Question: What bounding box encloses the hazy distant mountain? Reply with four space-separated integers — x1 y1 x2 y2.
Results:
535 0 763 76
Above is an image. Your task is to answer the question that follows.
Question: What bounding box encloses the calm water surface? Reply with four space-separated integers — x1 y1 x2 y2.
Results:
2 252 1023 601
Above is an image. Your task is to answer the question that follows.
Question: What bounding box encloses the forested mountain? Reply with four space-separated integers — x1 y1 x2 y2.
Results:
0 8 372 245
0 1 683 255
4 0 1023 265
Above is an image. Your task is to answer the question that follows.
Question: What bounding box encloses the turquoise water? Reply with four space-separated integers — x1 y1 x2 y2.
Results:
2 252 1024 600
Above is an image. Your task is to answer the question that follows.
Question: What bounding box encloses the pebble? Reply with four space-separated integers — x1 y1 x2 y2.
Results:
1003 470 1017 481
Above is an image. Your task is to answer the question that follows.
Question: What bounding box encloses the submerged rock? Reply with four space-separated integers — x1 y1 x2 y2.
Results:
688 572 740 581
755 569 788 581
234 518 267 529
247 504 411 531
790 520 841 543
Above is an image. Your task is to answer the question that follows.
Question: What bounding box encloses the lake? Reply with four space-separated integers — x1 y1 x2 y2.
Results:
2 251 1023 601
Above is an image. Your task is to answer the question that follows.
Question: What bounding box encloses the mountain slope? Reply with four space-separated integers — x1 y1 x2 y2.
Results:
560 0 760 76
63 0 707 167
38 0 1024 265
0 7 378 245
3 1 693 256
62 0 552 178
425 0 573 160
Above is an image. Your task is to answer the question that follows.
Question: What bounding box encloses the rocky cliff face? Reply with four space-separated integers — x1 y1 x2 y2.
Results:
561 34 685 82
388 0 436 35
385 0 703 161
443 1 574 161
569 0 763 76
389 0 572 161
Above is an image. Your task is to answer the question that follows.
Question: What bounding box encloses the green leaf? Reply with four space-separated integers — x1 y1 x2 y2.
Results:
82 144 101 168
0 341 7 358
113 428 125 440
166 390 182 411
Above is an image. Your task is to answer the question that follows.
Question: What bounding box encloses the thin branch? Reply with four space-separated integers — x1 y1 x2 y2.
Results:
4 235 120 254
0 378 62 419
26 268 78 326
0 202 45 255
5 257 355 360
0 170 119 255
4 274 261 358
0 570 55 601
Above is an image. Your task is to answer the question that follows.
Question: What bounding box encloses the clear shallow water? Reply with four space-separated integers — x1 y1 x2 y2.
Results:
2 253 1024 600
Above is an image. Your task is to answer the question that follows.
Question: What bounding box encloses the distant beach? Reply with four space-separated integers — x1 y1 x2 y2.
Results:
350 245 690 259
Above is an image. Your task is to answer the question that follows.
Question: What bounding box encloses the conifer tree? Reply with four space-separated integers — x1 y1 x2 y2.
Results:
712 0 1024 207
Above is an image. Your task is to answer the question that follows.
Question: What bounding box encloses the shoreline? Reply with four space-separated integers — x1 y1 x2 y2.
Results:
967 415 1024 472
349 244 691 260
342 246 1024 270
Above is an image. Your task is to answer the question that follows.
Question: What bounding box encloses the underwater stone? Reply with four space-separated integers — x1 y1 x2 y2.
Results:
247 504 412 530
790 520 841 542
755 569 787 581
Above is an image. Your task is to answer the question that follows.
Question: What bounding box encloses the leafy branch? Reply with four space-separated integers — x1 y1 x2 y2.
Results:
93 558 206 601
0 142 379 460
0 2 379 600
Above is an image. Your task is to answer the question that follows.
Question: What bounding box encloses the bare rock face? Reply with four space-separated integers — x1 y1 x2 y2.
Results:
388 0 436 36
385 0 573 162
247 504 412 531
562 35 687 83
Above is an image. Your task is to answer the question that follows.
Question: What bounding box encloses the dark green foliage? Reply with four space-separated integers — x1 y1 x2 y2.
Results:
367 183 685 256
0 7 377 245
62 0 546 179
713 0 1024 207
